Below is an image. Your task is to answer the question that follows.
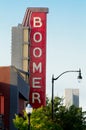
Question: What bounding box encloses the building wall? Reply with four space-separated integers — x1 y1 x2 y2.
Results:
0 66 10 130
10 66 29 130
19 98 25 114
72 89 79 107
11 25 30 81
11 24 23 70
23 27 30 72
0 66 29 130
10 67 18 130
65 88 79 108
0 95 4 114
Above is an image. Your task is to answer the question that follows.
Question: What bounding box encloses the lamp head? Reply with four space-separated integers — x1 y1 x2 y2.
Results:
77 69 82 82
25 104 33 115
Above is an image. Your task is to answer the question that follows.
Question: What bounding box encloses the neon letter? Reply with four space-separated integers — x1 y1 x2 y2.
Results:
32 77 41 88
33 62 42 73
33 32 42 43
33 17 42 27
33 47 42 58
32 93 41 103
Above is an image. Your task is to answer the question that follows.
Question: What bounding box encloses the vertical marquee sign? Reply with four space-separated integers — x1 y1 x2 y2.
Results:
22 8 48 108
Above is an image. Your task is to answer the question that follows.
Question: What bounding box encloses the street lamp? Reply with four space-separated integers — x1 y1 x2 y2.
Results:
25 104 33 130
52 68 82 120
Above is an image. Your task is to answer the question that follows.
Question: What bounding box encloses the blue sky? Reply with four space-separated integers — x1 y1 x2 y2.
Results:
0 0 86 109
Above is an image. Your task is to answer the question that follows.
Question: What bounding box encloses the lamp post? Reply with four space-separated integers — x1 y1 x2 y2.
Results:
52 68 82 120
25 104 33 130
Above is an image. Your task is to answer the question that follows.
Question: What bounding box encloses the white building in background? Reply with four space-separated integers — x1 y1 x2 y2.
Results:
65 88 79 108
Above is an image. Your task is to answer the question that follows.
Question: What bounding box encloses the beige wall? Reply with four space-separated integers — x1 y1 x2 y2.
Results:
23 28 30 72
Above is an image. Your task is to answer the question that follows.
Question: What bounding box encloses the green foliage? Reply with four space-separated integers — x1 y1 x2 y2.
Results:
13 96 86 130
31 106 63 130
13 111 28 130
56 105 84 130
30 97 63 130
51 97 86 130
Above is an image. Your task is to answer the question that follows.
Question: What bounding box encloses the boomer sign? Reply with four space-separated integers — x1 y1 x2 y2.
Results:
22 8 48 108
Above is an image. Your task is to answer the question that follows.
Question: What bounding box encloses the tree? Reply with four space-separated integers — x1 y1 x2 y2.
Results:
56 105 85 130
31 106 63 130
13 96 86 130
13 111 28 130
50 97 86 130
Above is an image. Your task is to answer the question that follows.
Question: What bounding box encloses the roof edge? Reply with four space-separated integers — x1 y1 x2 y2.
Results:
27 7 49 13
